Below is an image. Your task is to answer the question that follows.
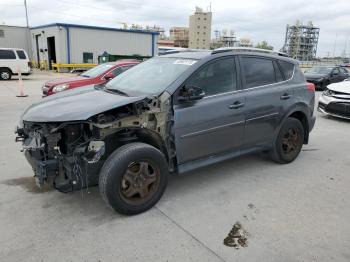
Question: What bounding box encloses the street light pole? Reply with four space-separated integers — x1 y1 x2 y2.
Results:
24 0 29 28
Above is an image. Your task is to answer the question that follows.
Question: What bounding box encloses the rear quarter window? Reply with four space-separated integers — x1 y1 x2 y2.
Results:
278 60 295 80
16 50 27 59
0 50 16 59
241 57 276 88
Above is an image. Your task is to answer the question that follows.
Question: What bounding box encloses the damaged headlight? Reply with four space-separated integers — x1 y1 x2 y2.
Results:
52 84 70 93
323 89 334 96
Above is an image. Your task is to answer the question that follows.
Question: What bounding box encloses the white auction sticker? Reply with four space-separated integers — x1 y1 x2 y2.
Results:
174 59 197 66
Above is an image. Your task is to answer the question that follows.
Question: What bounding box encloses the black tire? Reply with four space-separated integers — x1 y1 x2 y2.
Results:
99 142 168 215
0 68 12 80
270 117 305 164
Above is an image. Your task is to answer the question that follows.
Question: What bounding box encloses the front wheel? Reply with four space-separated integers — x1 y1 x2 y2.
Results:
99 143 168 215
270 117 304 164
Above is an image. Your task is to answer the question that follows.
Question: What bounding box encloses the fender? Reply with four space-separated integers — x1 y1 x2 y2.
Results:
274 102 314 145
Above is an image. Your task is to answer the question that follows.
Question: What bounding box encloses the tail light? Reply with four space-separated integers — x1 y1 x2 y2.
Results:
28 61 32 68
306 82 315 92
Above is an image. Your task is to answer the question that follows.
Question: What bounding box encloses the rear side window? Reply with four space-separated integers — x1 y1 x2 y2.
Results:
241 57 276 88
0 50 16 59
16 50 27 59
186 58 237 96
340 67 349 73
278 60 295 80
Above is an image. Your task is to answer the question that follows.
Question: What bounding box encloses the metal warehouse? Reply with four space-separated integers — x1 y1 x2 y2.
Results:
0 25 32 58
29 23 159 69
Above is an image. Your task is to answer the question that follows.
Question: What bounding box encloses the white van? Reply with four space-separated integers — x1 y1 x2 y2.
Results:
0 48 31 80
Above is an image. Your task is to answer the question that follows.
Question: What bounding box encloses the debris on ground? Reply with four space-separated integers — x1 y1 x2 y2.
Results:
223 222 249 249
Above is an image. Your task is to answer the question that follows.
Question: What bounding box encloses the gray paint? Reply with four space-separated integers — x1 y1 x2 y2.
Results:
21 85 145 122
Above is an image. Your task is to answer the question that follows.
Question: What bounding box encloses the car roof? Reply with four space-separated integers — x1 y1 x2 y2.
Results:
159 50 297 64
159 51 211 60
0 47 25 51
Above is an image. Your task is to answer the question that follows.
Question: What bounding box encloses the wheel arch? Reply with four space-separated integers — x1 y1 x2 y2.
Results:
0 67 13 74
278 104 311 144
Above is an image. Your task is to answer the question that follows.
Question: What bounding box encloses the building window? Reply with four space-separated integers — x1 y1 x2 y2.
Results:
203 32 206 35
83 52 93 63
204 18 207 20
198 17 200 20
197 26 200 29
0 29 4 38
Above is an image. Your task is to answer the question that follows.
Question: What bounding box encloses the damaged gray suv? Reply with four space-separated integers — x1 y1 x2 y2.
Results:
16 48 316 215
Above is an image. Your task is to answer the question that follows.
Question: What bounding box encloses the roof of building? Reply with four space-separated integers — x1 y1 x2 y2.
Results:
30 23 159 35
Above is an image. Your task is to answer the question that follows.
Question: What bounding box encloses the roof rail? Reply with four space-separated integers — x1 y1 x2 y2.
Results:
211 47 290 57
158 48 208 56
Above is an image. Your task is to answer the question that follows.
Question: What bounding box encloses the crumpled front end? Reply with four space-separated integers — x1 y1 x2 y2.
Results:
15 121 105 192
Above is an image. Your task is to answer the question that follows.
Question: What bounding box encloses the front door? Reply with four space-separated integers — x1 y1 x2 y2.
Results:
173 57 245 164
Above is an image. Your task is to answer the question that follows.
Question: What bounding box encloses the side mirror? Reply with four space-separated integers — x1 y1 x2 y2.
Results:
103 72 115 81
332 71 339 76
178 85 205 102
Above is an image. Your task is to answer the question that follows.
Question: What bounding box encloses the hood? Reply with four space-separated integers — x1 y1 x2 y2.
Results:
327 81 350 94
21 85 146 122
304 73 328 79
45 76 90 87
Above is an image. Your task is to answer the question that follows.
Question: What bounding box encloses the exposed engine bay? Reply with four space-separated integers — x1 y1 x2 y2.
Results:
15 94 175 193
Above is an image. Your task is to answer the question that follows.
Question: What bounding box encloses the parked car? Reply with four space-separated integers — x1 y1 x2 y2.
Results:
318 80 350 120
0 48 31 80
16 48 316 215
69 68 88 74
304 66 349 90
42 60 140 96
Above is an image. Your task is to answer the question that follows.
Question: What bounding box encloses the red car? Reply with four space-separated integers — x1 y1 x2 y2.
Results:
42 60 140 96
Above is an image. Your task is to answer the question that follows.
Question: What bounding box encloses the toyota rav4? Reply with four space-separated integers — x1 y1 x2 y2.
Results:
16 48 316 215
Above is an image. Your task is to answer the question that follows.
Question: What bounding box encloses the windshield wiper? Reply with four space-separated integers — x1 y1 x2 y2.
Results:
80 74 90 78
105 88 129 96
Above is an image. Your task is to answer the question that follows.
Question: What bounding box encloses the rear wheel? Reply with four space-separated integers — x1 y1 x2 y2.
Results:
99 143 168 215
0 69 12 80
270 117 304 164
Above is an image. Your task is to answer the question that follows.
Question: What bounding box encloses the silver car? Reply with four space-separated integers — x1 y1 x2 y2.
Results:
318 80 350 120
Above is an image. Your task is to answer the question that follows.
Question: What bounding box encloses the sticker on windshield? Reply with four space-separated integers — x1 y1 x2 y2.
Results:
174 59 197 66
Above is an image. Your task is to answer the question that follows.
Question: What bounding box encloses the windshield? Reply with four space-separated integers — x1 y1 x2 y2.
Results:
306 67 333 74
81 63 114 78
105 57 197 96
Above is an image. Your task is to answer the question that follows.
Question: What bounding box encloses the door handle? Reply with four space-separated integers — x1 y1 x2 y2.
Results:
229 101 245 109
280 93 291 100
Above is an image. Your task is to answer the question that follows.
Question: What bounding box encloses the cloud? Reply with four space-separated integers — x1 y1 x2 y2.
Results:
1 0 349 56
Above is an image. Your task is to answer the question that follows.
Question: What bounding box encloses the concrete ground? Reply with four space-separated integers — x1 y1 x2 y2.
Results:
0 71 349 262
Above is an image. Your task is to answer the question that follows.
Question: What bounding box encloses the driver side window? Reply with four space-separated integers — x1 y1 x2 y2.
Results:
186 58 237 96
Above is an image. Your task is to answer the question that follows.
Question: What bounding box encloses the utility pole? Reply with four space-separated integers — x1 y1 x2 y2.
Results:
24 0 31 63
24 0 29 28
333 33 338 58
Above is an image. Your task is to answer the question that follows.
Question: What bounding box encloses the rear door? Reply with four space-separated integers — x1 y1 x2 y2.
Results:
15 50 30 73
330 67 343 83
239 56 293 149
173 56 245 164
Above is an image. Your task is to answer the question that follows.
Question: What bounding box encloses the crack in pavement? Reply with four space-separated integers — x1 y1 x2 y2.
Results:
155 207 226 262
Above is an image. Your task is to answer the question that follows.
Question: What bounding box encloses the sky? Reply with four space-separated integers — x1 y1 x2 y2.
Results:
1 0 349 57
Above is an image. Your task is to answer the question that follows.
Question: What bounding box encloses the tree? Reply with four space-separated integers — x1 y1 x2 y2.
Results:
255 41 274 51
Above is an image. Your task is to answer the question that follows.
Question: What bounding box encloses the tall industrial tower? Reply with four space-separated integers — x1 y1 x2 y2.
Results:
283 21 320 61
